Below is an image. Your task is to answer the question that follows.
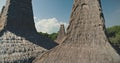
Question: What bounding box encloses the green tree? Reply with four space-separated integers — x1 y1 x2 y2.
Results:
48 33 58 40
107 25 120 47
38 32 49 37
38 32 58 40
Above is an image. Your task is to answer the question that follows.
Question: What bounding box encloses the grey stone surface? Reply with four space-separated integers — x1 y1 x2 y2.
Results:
33 0 120 63
55 24 66 44
0 0 58 63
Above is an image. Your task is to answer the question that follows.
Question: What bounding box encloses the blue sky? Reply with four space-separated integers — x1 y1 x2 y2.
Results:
32 0 73 23
101 0 120 27
0 0 120 33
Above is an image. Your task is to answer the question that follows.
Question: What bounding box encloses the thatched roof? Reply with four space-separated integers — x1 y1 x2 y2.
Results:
55 24 66 44
33 0 120 63
0 0 57 62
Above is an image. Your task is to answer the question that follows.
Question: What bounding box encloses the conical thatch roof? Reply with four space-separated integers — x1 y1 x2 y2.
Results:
55 24 66 44
0 6 5 31
0 0 57 63
33 0 120 63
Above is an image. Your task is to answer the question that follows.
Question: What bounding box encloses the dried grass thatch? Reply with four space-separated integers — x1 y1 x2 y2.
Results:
33 0 120 63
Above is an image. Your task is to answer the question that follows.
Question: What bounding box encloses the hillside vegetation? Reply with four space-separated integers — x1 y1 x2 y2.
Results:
107 25 120 47
38 32 58 40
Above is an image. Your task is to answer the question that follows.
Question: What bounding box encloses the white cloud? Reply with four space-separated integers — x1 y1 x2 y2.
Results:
35 18 68 34
34 16 37 20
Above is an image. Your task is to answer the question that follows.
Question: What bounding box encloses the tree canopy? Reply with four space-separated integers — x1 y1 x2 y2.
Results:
107 25 120 46
38 32 58 40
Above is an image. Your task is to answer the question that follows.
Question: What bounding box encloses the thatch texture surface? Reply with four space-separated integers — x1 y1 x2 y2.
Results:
33 0 120 63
